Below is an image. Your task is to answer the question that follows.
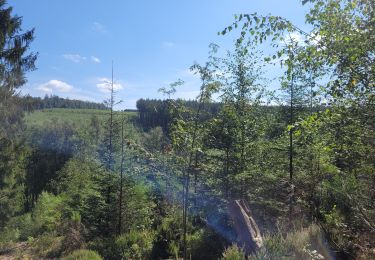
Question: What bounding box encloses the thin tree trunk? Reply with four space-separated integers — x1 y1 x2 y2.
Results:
183 83 206 260
118 114 125 235
289 52 294 216
105 61 115 235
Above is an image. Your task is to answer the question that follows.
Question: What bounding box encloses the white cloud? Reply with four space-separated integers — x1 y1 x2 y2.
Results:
96 77 123 93
37 80 74 93
162 41 176 49
91 56 101 63
288 32 304 45
278 31 306 47
310 32 322 46
92 22 106 33
282 31 321 47
63 54 86 63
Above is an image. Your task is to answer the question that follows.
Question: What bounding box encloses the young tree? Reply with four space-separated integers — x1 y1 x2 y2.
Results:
159 45 220 259
221 0 375 256
205 42 266 199
98 62 121 236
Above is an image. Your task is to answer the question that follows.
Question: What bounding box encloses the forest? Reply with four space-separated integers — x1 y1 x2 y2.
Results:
20 95 107 111
0 0 374 259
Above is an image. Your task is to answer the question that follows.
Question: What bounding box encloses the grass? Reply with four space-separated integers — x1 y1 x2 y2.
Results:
63 249 103 260
250 224 330 259
24 108 137 128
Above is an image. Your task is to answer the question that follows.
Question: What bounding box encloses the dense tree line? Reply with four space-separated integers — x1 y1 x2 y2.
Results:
136 97 323 140
136 98 224 131
20 94 107 111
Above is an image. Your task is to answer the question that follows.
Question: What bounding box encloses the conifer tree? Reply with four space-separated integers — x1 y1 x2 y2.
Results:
98 62 121 236
0 0 37 227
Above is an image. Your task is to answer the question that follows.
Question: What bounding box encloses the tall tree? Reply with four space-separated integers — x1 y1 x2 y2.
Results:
98 62 121 236
0 0 37 148
205 42 266 199
0 0 37 227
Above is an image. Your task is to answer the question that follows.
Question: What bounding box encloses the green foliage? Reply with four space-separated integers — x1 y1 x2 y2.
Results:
87 237 118 260
119 182 155 231
219 1 375 257
142 126 168 153
55 158 121 238
24 108 135 130
32 192 64 234
156 205 184 257
221 244 245 260
4 213 33 240
25 120 79 209
158 79 184 99
187 227 226 260
63 249 103 260
136 98 221 132
0 226 20 250
0 1 37 91
0 1 37 231
60 212 86 254
262 224 326 260
0 1 374 259
30 233 64 258
115 230 154 260
0 144 28 227
22 94 107 111
55 159 106 236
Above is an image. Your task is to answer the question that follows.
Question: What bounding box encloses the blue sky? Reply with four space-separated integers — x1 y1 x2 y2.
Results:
10 0 309 108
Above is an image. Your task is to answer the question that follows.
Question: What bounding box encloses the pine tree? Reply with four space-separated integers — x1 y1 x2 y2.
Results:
0 0 37 142
98 62 121 236
0 0 37 228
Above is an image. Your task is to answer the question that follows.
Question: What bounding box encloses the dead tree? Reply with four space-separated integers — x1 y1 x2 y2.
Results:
228 200 263 255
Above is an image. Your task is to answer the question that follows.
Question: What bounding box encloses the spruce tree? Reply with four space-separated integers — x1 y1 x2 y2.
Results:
0 0 37 227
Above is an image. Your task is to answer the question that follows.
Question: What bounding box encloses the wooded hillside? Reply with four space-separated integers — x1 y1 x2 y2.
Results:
0 0 374 259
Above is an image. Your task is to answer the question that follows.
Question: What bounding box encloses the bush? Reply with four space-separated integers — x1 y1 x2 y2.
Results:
253 224 327 260
30 233 64 258
32 192 64 234
221 244 245 260
115 230 154 259
188 228 227 260
5 213 34 240
63 249 102 260
61 212 86 254
86 237 117 260
0 227 20 250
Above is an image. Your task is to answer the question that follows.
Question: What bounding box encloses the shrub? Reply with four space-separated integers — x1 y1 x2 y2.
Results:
61 212 86 254
63 249 102 260
188 228 226 260
0 227 20 250
32 192 64 234
253 224 327 260
30 233 64 258
115 230 154 259
87 237 120 260
221 244 246 260
3 213 35 241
